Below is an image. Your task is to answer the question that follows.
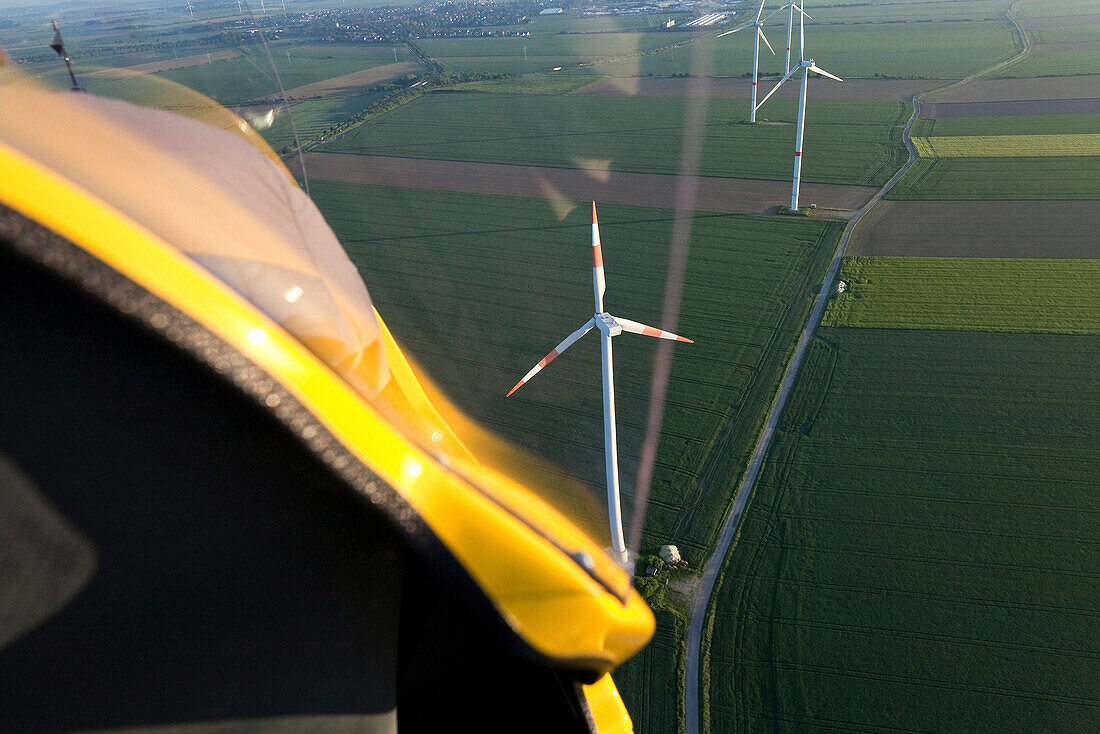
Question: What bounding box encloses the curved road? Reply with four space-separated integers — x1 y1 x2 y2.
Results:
682 4 1032 731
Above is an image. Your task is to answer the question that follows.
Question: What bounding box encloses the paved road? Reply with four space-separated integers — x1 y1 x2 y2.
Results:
682 6 1033 732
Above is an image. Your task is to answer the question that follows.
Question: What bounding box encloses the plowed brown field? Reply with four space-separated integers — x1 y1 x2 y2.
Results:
848 200 1100 257
303 153 876 214
276 62 423 99
920 98 1100 118
927 75 1100 103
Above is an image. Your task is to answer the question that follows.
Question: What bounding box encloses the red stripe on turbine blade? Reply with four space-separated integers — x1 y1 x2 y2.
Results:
593 246 603 268
506 380 524 397
539 349 560 368
677 336 694 343
591 201 598 224
642 326 661 337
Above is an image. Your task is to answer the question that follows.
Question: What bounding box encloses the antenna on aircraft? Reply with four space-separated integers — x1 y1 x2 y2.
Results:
507 203 694 565
49 20 81 91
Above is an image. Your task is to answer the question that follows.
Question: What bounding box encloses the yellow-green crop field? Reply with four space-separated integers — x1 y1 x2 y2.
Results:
914 134 1100 158
822 257 1100 333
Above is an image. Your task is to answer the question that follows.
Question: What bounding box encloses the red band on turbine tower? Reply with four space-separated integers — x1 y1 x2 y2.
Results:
795 151 802 156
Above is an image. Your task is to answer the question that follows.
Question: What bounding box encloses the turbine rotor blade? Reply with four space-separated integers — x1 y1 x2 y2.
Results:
809 63 843 82
799 5 805 62
717 22 753 37
755 0 766 22
507 318 597 396
758 27 776 55
761 4 789 22
592 201 606 312
755 66 797 110
614 317 693 343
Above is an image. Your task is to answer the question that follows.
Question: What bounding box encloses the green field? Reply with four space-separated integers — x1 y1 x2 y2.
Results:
888 155 1100 199
913 133 1100 157
321 92 909 186
253 94 387 153
810 0 1009 23
583 20 1018 79
419 32 693 75
157 43 413 103
992 44 1100 78
707 326 1100 733
307 181 841 732
823 257 1100 333
912 113 1100 138
309 182 841 554
1017 0 1100 19
1028 23 1100 46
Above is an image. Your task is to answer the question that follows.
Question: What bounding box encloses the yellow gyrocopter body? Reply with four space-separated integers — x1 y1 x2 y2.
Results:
0 75 651 732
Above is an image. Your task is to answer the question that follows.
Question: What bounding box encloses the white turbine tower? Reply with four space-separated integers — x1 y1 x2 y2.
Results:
755 6 841 211
507 203 693 564
716 0 774 124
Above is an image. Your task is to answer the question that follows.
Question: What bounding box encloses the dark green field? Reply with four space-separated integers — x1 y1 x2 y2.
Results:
255 94 386 153
888 155 1100 199
307 181 841 732
321 92 909 186
707 327 1100 733
309 181 840 553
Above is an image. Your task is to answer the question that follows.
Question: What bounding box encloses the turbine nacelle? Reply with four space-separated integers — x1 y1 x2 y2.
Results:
595 312 622 337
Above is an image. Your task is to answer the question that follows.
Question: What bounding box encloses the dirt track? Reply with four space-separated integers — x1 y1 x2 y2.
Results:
574 76 948 101
920 98 1100 118
276 62 423 99
303 153 876 214
927 75 1100 103
848 200 1100 257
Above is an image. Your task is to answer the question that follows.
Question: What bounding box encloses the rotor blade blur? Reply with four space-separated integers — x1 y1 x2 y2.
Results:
506 318 597 396
809 64 843 82
614 317 694 343
758 27 776 55
755 66 797 110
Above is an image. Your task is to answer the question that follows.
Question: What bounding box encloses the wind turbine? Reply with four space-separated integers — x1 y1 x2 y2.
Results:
507 203 693 564
761 1 811 75
755 6 841 211
716 0 774 123
185 0 194 17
